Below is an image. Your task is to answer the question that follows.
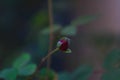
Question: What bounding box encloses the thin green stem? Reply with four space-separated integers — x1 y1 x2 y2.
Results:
27 48 59 80
42 48 59 62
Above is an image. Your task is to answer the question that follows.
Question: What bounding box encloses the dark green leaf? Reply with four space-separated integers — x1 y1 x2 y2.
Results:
18 64 37 76
103 49 120 71
38 35 49 57
58 72 70 80
71 65 93 80
39 68 55 80
61 26 76 36
71 15 96 26
41 24 61 35
0 68 18 80
13 53 31 69
31 11 48 27
102 69 120 80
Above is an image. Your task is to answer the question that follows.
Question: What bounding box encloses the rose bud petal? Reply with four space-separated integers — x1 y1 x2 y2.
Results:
57 37 72 53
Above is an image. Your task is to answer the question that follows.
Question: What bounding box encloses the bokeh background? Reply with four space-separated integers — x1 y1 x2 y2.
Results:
0 0 120 80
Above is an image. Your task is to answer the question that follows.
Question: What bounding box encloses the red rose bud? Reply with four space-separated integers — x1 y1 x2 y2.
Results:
57 37 71 53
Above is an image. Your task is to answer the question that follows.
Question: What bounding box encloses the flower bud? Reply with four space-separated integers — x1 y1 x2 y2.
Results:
57 37 71 53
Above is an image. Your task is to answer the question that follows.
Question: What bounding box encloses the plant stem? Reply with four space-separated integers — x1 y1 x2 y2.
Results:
27 0 54 79
27 48 59 80
36 48 59 74
47 0 54 79
42 48 59 62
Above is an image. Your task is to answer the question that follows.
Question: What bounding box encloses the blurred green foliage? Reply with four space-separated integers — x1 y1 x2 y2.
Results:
0 52 94 80
38 68 55 80
40 15 96 36
58 72 70 80
60 25 76 36
71 15 96 26
0 68 17 80
1 49 120 80
31 11 49 27
0 53 36 80
101 49 120 80
103 49 120 71
102 69 120 80
13 53 31 69
38 35 49 57
70 65 93 80
18 64 36 76
41 24 61 35
58 65 93 80
37 65 93 80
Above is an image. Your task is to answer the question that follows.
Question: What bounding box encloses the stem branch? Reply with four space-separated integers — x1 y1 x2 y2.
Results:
28 48 59 80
